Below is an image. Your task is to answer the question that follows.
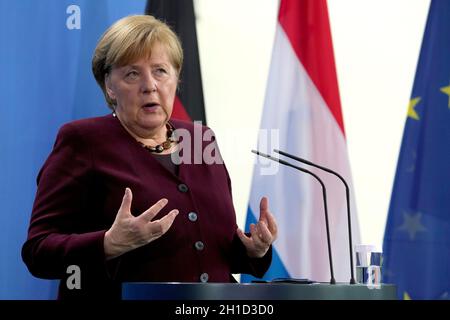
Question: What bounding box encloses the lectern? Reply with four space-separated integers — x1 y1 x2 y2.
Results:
122 282 397 300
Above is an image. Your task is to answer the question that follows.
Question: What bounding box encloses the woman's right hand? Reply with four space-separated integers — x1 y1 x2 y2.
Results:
104 188 179 260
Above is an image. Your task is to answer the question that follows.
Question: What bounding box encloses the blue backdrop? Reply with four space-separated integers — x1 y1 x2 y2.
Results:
0 0 146 299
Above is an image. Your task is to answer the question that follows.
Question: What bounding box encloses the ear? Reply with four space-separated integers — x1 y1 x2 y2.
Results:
105 73 116 101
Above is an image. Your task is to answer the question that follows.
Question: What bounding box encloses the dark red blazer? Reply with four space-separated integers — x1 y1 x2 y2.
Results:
22 114 271 299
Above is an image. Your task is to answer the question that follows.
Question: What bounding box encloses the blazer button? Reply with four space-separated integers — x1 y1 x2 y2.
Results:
200 273 209 283
194 241 205 251
178 183 189 193
188 212 198 222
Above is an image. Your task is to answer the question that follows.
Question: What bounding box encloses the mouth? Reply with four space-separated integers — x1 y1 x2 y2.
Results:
142 102 160 110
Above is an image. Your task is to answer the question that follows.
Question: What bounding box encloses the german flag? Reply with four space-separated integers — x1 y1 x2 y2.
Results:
146 0 207 124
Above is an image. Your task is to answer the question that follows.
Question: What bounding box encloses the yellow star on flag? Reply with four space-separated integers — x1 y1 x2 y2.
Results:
440 85 450 108
407 97 421 120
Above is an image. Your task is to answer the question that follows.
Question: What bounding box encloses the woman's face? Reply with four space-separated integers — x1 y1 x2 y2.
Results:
105 42 178 137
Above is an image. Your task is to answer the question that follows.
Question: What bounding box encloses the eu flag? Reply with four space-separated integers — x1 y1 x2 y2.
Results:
383 0 450 300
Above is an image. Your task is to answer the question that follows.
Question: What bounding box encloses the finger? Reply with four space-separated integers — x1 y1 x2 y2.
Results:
257 221 273 244
265 212 278 237
249 223 258 237
146 209 179 238
250 223 265 248
236 228 252 247
259 196 269 222
117 188 133 218
138 198 169 223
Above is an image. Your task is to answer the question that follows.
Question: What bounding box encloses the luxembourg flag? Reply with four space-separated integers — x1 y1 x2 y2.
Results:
242 0 360 283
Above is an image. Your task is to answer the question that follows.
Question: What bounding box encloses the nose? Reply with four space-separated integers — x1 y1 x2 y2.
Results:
141 71 157 94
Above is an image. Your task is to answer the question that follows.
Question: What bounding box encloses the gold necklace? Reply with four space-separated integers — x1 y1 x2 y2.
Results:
138 122 177 153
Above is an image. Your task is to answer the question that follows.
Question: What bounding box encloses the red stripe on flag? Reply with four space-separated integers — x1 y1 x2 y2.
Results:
278 0 345 136
171 96 192 122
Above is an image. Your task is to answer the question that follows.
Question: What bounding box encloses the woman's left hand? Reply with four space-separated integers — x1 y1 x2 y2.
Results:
237 196 278 258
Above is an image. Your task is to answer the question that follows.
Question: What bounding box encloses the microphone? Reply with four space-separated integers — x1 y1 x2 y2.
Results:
252 150 336 285
274 149 356 285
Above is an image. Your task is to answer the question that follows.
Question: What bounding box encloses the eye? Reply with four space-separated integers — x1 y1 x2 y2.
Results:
153 68 168 76
125 70 139 80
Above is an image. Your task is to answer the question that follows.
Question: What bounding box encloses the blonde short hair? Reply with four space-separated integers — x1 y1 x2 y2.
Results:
92 15 183 108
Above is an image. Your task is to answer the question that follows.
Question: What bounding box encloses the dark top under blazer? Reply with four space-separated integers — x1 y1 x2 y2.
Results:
22 114 271 299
